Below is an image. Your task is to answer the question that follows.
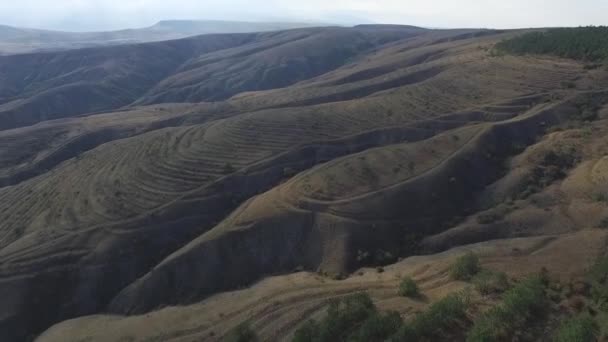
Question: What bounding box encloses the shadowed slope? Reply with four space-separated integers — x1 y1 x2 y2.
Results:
0 26 425 131
0 34 254 130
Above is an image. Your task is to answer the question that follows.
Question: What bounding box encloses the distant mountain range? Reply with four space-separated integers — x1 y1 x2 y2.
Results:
0 20 324 55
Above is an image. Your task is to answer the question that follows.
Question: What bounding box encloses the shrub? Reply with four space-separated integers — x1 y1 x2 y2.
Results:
350 311 403 342
501 276 546 318
472 270 510 295
398 277 419 298
225 322 258 342
451 252 481 281
223 162 236 173
555 314 598 342
321 293 376 340
407 293 469 339
561 81 576 89
589 257 608 311
294 288 468 342
388 324 417 341
292 320 319 342
592 192 608 202
387 293 469 341
292 293 378 342
467 276 547 342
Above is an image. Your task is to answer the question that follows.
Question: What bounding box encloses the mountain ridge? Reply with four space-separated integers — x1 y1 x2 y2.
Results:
0 19 324 55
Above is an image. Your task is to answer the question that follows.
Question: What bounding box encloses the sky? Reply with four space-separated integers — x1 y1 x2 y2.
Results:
1 0 607 31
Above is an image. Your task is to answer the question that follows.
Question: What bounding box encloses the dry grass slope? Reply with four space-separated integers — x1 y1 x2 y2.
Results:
0 26 607 341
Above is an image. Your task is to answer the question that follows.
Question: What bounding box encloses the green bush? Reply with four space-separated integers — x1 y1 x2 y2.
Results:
451 252 481 281
589 256 608 284
350 311 403 342
472 270 510 295
292 320 319 342
225 322 258 342
589 257 608 311
555 314 598 342
593 192 608 202
467 276 547 342
388 324 417 341
404 293 469 339
398 277 419 298
292 293 378 342
321 293 376 341
294 290 469 342
501 276 546 319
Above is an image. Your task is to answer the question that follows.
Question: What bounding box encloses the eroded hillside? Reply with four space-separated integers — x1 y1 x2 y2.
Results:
0 25 607 341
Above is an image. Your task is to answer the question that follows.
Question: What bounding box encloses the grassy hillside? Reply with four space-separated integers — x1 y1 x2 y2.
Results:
1 25 608 341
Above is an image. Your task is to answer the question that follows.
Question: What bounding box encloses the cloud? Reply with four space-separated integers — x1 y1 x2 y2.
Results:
0 0 606 31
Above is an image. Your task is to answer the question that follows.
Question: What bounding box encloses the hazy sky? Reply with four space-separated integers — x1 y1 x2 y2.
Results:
1 0 607 31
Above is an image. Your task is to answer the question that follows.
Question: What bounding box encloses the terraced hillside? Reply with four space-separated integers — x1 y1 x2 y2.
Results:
0 26 608 341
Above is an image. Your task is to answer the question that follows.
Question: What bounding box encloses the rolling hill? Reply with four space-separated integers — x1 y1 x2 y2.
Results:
0 20 320 55
0 25 426 131
0 25 607 341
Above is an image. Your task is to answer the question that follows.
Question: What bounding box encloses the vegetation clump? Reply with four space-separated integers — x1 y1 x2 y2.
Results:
599 217 608 229
555 314 598 342
350 311 403 342
293 291 470 342
225 322 258 342
495 27 608 62
403 293 469 339
292 293 400 342
472 270 510 295
450 252 481 281
588 256 608 311
398 277 419 298
467 276 547 342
